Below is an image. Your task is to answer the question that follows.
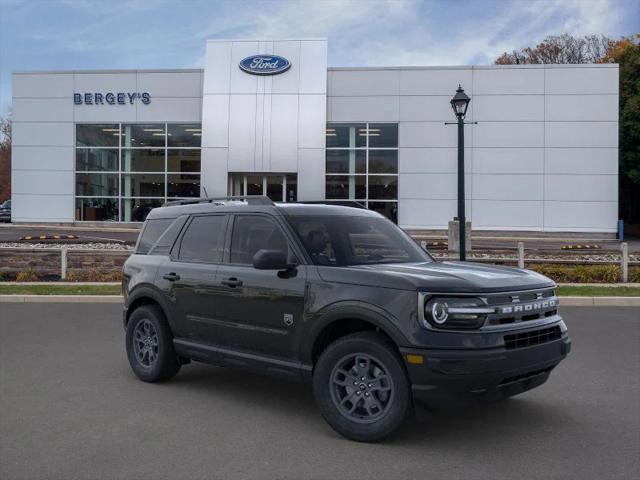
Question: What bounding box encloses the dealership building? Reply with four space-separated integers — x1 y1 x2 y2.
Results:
11 39 619 232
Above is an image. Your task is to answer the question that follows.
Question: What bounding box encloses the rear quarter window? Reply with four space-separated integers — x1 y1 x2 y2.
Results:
136 218 176 254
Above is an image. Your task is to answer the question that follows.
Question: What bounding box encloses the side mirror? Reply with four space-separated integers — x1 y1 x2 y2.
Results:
252 249 296 270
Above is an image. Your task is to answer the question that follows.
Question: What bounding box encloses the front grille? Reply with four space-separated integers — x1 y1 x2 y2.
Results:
485 288 558 326
503 326 561 350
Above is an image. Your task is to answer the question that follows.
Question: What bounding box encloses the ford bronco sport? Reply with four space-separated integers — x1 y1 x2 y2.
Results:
123 197 570 442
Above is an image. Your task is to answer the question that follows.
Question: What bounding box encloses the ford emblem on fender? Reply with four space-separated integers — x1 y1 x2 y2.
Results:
239 55 291 75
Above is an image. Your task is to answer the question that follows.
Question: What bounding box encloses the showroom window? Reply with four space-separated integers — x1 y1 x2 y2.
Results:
325 123 398 222
75 123 201 221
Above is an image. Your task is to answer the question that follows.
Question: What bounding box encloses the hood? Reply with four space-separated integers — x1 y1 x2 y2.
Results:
316 261 554 293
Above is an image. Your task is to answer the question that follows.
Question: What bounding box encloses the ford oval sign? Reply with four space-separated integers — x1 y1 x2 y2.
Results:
239 55 291 75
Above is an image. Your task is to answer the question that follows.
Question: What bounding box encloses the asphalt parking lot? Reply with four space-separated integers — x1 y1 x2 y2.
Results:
0 303 638 480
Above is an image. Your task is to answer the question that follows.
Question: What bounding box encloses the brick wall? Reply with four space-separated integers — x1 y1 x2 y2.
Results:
0 248 131 280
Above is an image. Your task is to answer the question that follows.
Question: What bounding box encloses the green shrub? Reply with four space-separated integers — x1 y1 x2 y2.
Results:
527 264 622 283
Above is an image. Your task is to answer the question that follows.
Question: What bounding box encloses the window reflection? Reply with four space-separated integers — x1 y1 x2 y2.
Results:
121 174 165 197
75 198 119 221
121 124 165 148
167 174 200 197
76 125 120 147
75 149 118 172
168 124 202 147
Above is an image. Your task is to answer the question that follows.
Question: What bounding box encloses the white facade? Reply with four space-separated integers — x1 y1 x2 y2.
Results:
11 39 619 232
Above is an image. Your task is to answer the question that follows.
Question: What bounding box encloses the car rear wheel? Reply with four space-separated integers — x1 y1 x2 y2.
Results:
313 332 410 442
126 305 181 382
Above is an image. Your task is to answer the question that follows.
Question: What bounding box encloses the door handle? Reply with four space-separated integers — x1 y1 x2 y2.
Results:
162 272 181 282
221 277 243 288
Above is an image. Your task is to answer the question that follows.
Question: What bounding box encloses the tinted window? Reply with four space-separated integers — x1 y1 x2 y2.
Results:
137 218 174 254
149 216 188 255
287 215 430 266
230 216 291 265
178 215 227 263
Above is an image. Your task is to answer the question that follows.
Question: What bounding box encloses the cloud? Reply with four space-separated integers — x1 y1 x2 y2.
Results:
0 0 636 115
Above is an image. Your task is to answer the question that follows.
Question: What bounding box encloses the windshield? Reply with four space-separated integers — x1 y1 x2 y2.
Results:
286 215 432 266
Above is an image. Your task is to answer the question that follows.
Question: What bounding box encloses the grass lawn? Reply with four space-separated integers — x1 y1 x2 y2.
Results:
0 284 121 295
556 286 640 297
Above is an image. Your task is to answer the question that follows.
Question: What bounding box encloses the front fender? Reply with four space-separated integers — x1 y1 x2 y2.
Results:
299 300 410 365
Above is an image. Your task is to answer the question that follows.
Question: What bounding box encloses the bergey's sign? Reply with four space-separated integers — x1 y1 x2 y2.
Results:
74 92 151 105
239 55 291 75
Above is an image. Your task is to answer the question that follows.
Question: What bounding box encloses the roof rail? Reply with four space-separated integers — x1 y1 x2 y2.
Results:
163 196 275 207
296 200 366 209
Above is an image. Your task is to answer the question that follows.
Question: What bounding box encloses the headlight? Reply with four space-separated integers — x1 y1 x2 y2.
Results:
421 296 494 329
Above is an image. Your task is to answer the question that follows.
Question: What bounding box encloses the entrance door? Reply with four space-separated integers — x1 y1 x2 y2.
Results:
228 174 297 203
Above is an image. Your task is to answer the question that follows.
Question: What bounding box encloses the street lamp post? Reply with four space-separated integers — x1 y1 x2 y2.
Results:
448 85 472 261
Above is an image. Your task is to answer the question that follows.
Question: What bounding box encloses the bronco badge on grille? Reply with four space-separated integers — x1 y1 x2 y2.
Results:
500 299 557 314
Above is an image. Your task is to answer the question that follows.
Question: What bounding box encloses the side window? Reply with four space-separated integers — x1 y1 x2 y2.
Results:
291 220 337 266
149 215 188 255
178 215 227 263
230 215 292 265
137 218 174 254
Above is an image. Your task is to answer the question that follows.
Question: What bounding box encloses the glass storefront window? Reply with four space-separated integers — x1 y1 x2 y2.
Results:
246 176 264 195
121 174 165 197
325 123 399 222
286 175 297 202
121 198 164 222
368 150 398 174
368 124 398 148
75 123 202 222
368 176 398 199
167 150 200 173
121 124 165 148
76 124 120 147
167 174 200 198
76 173 119 197
75 198 119 221
75 148 118 172
326 175 366 200
326 123 366 148
121 149 165 172
326 150 366 174
168 124 202 147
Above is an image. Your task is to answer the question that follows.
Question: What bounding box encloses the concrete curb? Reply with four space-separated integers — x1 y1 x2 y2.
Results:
0 295 123 303
560 296 640 306
1 295 639 306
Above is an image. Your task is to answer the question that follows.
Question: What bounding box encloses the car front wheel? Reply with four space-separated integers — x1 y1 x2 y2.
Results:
313 332 411 442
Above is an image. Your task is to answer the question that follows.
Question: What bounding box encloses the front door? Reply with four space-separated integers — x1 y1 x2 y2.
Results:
213 214 306 361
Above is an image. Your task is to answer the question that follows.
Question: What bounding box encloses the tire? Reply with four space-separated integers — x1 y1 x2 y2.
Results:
313 332 411 442
125 305 181 382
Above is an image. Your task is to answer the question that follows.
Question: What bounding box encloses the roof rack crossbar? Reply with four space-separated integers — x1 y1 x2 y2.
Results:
162 196 275 207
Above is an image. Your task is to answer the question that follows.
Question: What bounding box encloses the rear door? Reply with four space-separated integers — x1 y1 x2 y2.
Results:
212 214 307 361
157 214 228 343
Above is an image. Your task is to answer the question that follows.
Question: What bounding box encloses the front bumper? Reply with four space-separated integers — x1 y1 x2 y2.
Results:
400 332 571 409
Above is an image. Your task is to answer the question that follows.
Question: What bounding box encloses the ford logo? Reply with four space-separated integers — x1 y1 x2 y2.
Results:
239 55 291 75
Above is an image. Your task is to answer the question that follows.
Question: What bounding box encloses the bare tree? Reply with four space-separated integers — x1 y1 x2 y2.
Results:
0 116 11 202
495 34 611 64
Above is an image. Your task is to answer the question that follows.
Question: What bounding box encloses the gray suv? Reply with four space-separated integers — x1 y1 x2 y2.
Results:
122 197 570 442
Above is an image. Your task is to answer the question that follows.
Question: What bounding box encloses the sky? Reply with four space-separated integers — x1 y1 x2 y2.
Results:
0 0 638 116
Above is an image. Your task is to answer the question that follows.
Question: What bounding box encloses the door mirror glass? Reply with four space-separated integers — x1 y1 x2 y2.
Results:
252 249 294 270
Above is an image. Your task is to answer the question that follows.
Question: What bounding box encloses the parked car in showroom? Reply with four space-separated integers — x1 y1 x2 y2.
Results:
121 197 571 442
0 200 11 222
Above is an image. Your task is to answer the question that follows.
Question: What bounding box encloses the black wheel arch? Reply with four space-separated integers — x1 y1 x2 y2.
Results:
302 301 409 368
125 285 174 332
